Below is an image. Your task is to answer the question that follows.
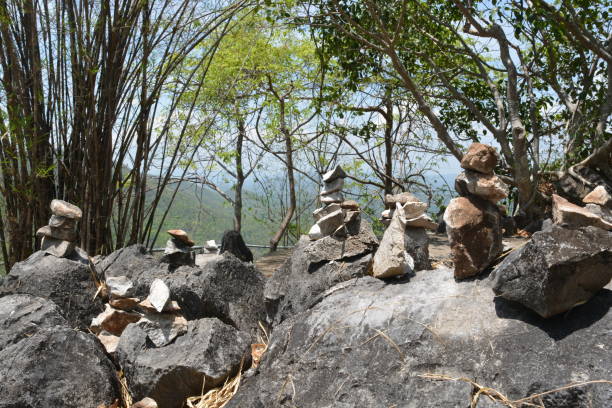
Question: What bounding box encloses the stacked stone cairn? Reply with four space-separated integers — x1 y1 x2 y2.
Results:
308 165 361 240
372 192 437 278
91 277 187 355
36 199 82 258
492 185 612 318
161 229 195 266
444 143 509 279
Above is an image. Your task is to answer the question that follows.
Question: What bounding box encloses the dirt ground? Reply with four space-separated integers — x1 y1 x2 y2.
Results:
254 233 529 278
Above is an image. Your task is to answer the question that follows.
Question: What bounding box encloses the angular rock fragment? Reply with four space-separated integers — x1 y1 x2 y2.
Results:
403 214 438 230
313 209 345 238
147 279 170 313
320 191 344 204
36 225 77 241
491 225 612 318
97 330 120 354
372 212 413 278
322 164 347 182
340 200 359 210
133 398 159 408
117 318 250 408
385 192 419 207
312 203 342 221
50 199 83 219
49 214 76 229
552 194 612 230
132 312 188 348
460 143 499 175
320 177 344 195
585 203 612 223
106 275 134 298
90 304 141 336
444 196 502 279
110 297 141 311
404 227 431 271
455 170 508 203
41 236 76 257
583 185 612 208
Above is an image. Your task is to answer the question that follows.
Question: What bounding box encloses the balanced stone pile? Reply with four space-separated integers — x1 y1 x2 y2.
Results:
372 192 437 278
162 229 195 266
492 185 612 318
308 165 361 240
444 143 509 279
91 277 187 355
36 199 82 258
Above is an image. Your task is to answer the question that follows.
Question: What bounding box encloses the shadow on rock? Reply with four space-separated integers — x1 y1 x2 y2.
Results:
494 288 612 341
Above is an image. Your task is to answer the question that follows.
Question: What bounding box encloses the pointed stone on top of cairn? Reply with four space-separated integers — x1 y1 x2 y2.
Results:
37 199 82 258
308 165 360 241
445 143 506 279
372 192 433 279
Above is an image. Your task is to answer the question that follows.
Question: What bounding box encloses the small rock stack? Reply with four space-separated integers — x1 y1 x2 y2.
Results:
161 229 195 266
372 193 437 279
91 277 187 354
36 199 82 258
444 143 508 279
492 185 612 318
308 165 361 240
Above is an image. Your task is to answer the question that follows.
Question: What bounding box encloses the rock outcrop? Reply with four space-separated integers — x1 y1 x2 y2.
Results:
0 250 103 328
227 268 612 408
0 294 119 408
492 225 612 318
117 318 250 408
265 219 377 325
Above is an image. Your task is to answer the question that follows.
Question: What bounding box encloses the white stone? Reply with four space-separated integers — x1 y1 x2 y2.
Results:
381 209 393 219
308 223 323 240
396 201 427 220
147 279 170 313
134 312 188 348
106 275 134 298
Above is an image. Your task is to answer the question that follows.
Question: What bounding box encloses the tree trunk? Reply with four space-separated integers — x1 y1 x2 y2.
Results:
234 117 246 232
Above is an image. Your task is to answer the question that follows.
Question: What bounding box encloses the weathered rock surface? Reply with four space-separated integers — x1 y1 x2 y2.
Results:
49 214 77 229
320 191 344 203
161 238 194 266
41 236 76 257
90 304 141 336
372 213 412 278
491 225 612 318
455 170 508 202
583 185 612 208
444 196 502 279
311 209 344 239
403 213 438 230
147 278 171 312
227 268 612 408
36 225 77 241
220 230 253 263
133 312 188 347
552 194 612 230
50 199 83 219
321 177 344 195
118 318 250 408
460 142 499 174
384 192 419 207
0 326 119 408
322 164 347 182
265 220 377 325
100 247 265 336
313 203 342 221
586 203 612 223
106 275 134 298
0 294 66 350
0 251 103 328
404 227 431 271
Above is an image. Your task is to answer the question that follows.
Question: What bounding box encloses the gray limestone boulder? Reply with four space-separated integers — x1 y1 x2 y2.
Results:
0 326 120 408
227 268 612 408
117 318 250 408
0 294 67 350
99 246 265 336
265 220 378 325
491 225 612 318
0 251 104 328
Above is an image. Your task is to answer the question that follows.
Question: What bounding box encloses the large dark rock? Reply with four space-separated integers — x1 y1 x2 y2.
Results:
491 225 612 318
0 326 120 408
0 251 103 328
265 220 377 325
228 268 612 408
0 294 67 351
117 318 250 408
444 195 503 279
220 230 253 263
100 246 265 336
